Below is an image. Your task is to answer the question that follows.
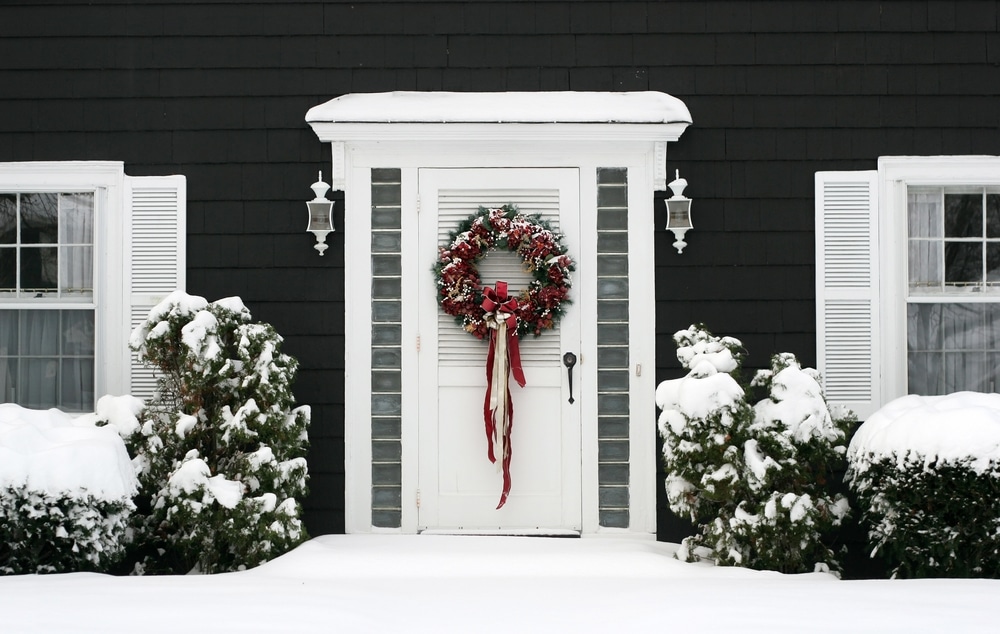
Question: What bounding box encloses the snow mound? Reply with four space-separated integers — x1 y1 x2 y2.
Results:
0 403 138 500
848 392 1000 473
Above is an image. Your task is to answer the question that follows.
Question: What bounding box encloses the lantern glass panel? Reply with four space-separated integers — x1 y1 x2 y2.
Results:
308 201 333 232
666 200 692 229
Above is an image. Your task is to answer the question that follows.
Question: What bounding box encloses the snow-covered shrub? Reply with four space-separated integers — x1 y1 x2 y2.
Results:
0 404 138 574
656 325 853 573
124 291 310 574
846 393 1000 578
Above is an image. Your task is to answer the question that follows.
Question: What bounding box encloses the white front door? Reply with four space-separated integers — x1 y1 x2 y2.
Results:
417 168 582 533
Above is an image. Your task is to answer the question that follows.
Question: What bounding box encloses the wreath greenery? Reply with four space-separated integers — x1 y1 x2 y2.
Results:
434 205 575 340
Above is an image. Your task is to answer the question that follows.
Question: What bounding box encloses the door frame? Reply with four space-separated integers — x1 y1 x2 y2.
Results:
332 133 678 537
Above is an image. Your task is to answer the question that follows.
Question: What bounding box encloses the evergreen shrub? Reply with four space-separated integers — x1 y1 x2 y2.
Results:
125 291 310 574
0 487 133 575
656 325 854 574
847 393 1000 578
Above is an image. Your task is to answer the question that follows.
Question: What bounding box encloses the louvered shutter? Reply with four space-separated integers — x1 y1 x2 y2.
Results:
815 171 880 420
125 175 186 401
436 189 563 366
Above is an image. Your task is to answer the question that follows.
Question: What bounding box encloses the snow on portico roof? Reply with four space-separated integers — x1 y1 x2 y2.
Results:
305 91 692 124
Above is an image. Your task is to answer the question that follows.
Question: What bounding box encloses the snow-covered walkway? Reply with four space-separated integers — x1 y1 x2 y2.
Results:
2 535 997 633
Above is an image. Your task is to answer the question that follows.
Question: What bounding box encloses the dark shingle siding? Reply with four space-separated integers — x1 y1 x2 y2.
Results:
2 0 999 539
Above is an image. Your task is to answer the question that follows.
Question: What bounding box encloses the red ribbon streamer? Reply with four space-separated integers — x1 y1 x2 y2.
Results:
482 281 525 509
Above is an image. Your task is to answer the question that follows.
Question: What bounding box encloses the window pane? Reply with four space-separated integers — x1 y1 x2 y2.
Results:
63 310 94 355
908 240 941 291
988 244 1000 285
20 246 58 292
21 358 59 409
0 194 15 244
944 242 982 286
988 194 1000 239
60 246 93 295
908 189 942 238
61 358 94 411
945 193 983 238
21 310 60 355
0 310 17 355
907 303 942 351
908 351 944 395
940 303 986 350
988 304 1000 348
59 193 94 244
944 352 990 393
0 248 13 291
20 193 58 244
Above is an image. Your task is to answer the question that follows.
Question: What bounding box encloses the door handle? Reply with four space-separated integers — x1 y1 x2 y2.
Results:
563 352 577 404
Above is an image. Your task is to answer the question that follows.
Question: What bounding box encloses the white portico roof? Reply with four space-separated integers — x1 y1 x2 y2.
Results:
306 91 692 125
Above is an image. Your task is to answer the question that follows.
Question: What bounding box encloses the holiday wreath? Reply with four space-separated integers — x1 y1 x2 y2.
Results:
434 205 575 509
434 205 575 340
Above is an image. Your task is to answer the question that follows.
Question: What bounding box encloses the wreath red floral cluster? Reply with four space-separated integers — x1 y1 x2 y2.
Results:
434 205 575 339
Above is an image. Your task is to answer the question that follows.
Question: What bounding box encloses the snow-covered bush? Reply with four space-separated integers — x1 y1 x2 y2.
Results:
0 404 138 574
124 291 310 574
847 392 1000 578
656 325 853 573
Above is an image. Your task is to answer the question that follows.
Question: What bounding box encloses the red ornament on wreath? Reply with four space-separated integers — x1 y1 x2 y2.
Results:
433 205 575 509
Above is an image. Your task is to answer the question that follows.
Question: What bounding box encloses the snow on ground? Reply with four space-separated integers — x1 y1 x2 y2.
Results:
1 534 997 634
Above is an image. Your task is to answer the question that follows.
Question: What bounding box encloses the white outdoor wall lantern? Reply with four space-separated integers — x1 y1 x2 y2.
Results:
665 169 692 253
306 171 334 255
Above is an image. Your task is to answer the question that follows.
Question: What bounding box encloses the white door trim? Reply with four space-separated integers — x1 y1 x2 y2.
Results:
338 138 666 538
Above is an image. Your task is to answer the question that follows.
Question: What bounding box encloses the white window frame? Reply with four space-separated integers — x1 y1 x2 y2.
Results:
879 156 1000 406
1 162 125 407
817 156 1000 420
0 161 186 409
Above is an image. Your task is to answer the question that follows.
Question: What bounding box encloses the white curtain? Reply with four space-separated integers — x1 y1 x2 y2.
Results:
907 190 942 293
0 309 94 410
908 303 1000 394
59 193 94 296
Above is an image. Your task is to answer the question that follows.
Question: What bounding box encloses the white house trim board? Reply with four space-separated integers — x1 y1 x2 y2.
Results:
312 91 692 536
307 91 692 125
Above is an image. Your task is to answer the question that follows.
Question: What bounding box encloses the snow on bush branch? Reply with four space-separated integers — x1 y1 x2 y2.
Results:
656 325 854 574
125 290 310 574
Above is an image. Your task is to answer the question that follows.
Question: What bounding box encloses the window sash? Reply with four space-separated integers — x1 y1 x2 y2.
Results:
908 187 1000 296
0 191 95 299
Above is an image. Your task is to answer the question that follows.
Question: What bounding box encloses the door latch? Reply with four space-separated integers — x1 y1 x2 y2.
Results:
563 352 577 404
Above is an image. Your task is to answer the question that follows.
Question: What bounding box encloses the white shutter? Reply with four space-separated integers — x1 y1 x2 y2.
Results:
815 171 880 420
125 175 187 401
436 189 562 366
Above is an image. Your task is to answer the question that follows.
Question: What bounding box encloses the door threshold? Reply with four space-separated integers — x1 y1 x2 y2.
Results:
418 528 581 537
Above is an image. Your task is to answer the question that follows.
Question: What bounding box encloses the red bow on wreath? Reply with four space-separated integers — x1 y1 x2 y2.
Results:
481 281 526 509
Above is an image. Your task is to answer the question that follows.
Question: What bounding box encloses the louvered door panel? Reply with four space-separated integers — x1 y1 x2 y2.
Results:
436 189 562 367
